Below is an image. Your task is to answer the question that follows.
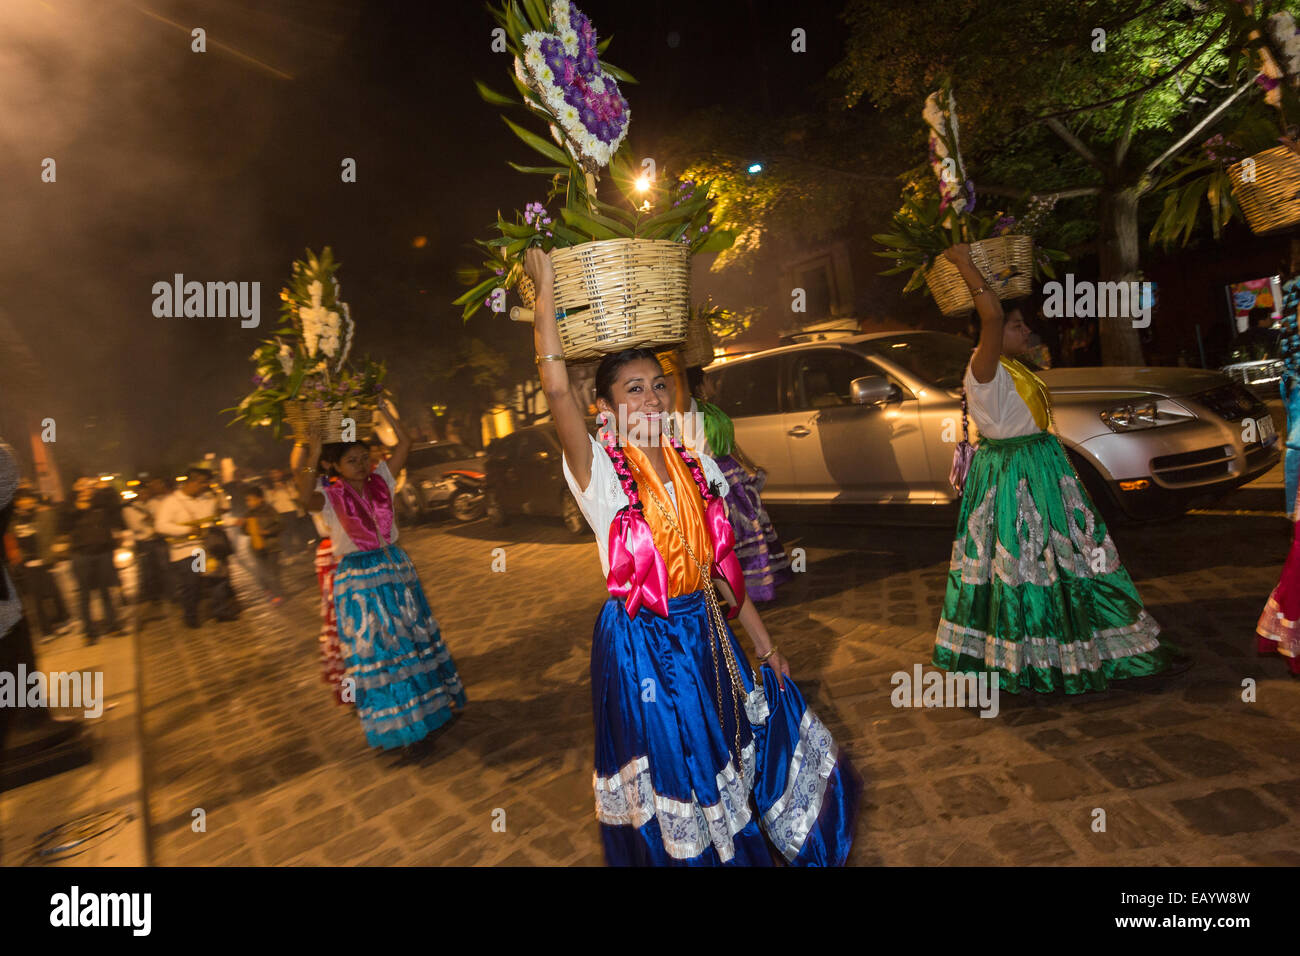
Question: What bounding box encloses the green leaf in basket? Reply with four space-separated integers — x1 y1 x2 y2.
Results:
598 60 637 85
549 222 587 245
560 207 624 240
497 218 536 239
507 162 570 176
521 0 549 31
695 228 735 253
452 275 501 308
503 117 570 165
475 79 517 107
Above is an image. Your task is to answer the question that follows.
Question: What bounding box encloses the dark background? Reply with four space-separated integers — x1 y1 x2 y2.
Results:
0 0 850 481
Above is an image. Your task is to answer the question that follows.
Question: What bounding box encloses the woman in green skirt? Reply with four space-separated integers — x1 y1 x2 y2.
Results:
932 243 1182 694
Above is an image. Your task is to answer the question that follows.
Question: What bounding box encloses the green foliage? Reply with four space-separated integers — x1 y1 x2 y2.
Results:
832 0 1298 255
874 188 1067 299
694 295 753 342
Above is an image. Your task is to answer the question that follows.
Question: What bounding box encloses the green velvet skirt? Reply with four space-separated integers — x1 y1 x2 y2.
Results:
932 430 1173 694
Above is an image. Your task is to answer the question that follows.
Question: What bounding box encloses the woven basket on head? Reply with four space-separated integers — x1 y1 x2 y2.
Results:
679 310 716 369
1229 145 1300 235
283 399 373 443
516 272 537 308
548 238 691 361
924 235 1035 317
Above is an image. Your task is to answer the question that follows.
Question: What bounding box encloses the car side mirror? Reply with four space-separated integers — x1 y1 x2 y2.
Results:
850 375 899 406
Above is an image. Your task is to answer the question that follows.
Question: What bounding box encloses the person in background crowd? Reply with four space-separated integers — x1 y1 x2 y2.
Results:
310 505 348 705
366 436 387 470
1277 278 1300 518
238 486 283 604
268 468 314 556
153 465 239 628
60 476 125 643
676 363 793 603
1258 275 1300 675
10 487 70 639
1068 313 1097 366
122 481 166 607
0 439 90 788
1237 307 1281 361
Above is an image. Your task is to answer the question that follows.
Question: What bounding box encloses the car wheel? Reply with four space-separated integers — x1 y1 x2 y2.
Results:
486 491 508 527
561 492 585 535
450 490 485 523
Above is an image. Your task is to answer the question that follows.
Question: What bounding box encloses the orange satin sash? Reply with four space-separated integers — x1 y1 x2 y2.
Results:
621 442 711 597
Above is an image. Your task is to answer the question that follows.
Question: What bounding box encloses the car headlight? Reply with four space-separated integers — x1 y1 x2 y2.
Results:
1100 399 1195 432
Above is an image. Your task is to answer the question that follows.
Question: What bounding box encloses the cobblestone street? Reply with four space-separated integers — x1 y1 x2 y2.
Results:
136 507 1300 866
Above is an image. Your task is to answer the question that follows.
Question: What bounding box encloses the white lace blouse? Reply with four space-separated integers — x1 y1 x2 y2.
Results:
562 433 730 578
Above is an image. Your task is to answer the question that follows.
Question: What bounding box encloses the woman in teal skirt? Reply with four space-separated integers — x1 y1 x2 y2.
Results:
932 244 1183 694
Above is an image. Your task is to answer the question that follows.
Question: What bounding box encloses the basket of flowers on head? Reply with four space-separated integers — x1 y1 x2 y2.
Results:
875 86 1065 317
454 1 735 360
228 247 386 441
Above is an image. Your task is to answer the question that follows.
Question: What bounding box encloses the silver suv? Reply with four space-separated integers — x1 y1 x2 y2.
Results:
705 331 1280 521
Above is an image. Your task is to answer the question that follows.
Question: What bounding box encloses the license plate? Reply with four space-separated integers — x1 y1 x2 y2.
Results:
1257 415 1277 447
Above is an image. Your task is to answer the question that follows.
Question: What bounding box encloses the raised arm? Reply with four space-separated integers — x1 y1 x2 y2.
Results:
378 400 413 477
526 247 593 490
291 436 325 513
943 243 1004 384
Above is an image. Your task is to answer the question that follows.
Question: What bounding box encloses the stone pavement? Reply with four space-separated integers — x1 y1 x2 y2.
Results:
134 504 1300 866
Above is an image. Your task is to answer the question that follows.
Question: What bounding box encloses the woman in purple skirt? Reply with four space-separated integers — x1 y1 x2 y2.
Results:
677 365 793 603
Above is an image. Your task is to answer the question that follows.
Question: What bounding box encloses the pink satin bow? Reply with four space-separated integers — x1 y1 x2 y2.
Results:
605 495 747 621
705 496 746 620
606 507 670 619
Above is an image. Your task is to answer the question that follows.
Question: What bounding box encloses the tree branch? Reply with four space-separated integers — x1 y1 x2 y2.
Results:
1115 97 1140 167
979 185 1103 201
1032 18 1229 125
1141 73 1258 184
1046 118 1105 170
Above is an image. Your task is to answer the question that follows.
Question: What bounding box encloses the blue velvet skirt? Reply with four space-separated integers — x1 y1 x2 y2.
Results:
333 544 466 750
592 589 861 866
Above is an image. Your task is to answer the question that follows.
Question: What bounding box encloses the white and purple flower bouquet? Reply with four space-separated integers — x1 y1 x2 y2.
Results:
454 0 734 320
228 247 386 438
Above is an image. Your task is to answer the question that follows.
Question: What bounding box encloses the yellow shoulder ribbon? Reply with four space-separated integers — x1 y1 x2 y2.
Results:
999 357 1052 431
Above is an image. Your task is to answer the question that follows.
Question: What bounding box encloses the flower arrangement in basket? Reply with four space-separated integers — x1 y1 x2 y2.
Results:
874 85 1065 317
1149 5 1300 244
452 0 735 360
227 247 386 440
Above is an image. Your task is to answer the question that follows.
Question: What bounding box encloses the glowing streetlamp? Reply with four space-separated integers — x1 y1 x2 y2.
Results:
747 162 763 174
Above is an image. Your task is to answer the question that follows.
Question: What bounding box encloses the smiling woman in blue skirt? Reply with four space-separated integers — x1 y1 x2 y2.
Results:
524 249 860 866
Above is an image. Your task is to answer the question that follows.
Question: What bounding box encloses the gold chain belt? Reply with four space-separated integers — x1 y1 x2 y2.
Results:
641 484 751 770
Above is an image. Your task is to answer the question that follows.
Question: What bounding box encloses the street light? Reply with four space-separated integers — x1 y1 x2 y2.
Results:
747 162 763 174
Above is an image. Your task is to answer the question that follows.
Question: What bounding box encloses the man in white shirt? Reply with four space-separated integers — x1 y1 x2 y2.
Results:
267 468 312 554
123 481 167 606
153 465 239 628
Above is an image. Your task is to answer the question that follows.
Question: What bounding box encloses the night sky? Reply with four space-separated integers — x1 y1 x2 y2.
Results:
0 0 850 481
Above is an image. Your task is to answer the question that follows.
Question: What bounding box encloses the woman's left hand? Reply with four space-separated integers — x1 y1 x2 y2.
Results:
760 648 791 691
